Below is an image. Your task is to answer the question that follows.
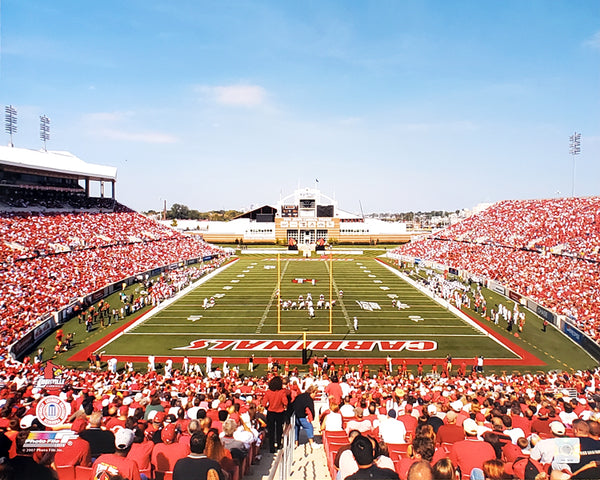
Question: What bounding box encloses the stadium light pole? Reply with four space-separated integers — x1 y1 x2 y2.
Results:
569 132 581 197
40 115 50 151
4 105 17 147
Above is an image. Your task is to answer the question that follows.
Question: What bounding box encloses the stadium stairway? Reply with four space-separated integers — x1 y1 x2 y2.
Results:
243 442 328 480
244 410 329 480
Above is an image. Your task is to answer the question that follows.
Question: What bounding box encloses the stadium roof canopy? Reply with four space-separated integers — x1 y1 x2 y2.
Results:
235 205 277 220
0 145 117 182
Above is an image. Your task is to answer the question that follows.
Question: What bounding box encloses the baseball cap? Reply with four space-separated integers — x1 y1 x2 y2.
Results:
463 418 478 435
161 423 177 443
20 414 36 429
153 411 166 423
550 421 565 436
115 428 135 450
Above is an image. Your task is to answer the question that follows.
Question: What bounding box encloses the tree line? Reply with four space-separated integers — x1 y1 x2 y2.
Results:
145 204 243 221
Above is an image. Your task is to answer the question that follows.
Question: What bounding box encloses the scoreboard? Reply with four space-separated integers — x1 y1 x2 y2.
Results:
281 205 298 217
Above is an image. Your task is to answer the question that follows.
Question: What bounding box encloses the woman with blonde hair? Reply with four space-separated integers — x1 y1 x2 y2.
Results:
322 402 343 432
204 430 237 480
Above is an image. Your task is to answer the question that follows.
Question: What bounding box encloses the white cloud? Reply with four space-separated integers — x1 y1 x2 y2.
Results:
197 84 267 107
83 111 178 144
583 31 600 49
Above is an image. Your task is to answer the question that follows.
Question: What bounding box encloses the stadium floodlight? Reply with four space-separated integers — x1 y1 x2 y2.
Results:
4 105 17 147
40 115 50 151
569 132 581 197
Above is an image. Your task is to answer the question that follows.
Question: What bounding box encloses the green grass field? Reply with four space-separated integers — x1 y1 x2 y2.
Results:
46 250 595 375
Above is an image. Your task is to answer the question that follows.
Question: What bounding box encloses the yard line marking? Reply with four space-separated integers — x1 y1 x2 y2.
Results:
81 258 240 353
324 261 353 332
136 323 487 332
256 259 290 334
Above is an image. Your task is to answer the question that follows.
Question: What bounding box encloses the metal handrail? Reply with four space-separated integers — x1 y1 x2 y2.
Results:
266 414 296 480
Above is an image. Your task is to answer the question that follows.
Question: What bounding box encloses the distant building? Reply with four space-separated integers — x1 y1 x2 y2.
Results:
168 187 414 245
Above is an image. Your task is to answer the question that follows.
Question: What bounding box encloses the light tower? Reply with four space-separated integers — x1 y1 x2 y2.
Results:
569 132 581 197
40 115 50 151
4 105 17 147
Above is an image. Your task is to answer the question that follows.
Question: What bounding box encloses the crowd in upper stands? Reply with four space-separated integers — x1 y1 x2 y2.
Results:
436 198 600 262
392 197 600 342
0 193 226 355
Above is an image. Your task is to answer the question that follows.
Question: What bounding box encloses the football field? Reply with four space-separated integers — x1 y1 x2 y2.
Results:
76 254 553 371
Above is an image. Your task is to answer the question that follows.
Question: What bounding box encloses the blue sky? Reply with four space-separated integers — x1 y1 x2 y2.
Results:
1 0 598 214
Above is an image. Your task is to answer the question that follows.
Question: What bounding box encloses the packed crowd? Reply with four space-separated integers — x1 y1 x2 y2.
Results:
0 352 600 480
0 206 178 262
392 197 600 341
0 202 226 354
436 197 600 262
1 193 599 479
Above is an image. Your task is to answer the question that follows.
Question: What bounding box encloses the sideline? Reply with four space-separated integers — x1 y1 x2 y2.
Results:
375 258 545 366
68 258 239 362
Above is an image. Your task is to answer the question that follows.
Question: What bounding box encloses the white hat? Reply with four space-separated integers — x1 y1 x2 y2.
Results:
115 428 135 450
451 400 463 412
463 418 478 435
550 421 566 436
20 414 36 429
427 404 437 415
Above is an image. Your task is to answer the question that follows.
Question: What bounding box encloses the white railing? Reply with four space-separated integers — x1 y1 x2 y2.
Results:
266 415 295 480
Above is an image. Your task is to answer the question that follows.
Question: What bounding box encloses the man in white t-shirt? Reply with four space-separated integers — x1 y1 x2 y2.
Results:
379 409 407 444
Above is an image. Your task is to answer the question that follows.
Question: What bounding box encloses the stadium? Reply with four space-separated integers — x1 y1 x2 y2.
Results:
175 186 413 245
1 142 600 480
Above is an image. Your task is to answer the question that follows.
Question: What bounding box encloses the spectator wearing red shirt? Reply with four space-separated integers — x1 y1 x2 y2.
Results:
449 419 496 478
261 375 288 453
324 375 343 405
54 417 92 467
397 404 418 439
127 427 154 471
435 410 465 446
531 407 552 437
91 428 141 480
510 405 532 437
105 405 128 431
151 423 190 473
